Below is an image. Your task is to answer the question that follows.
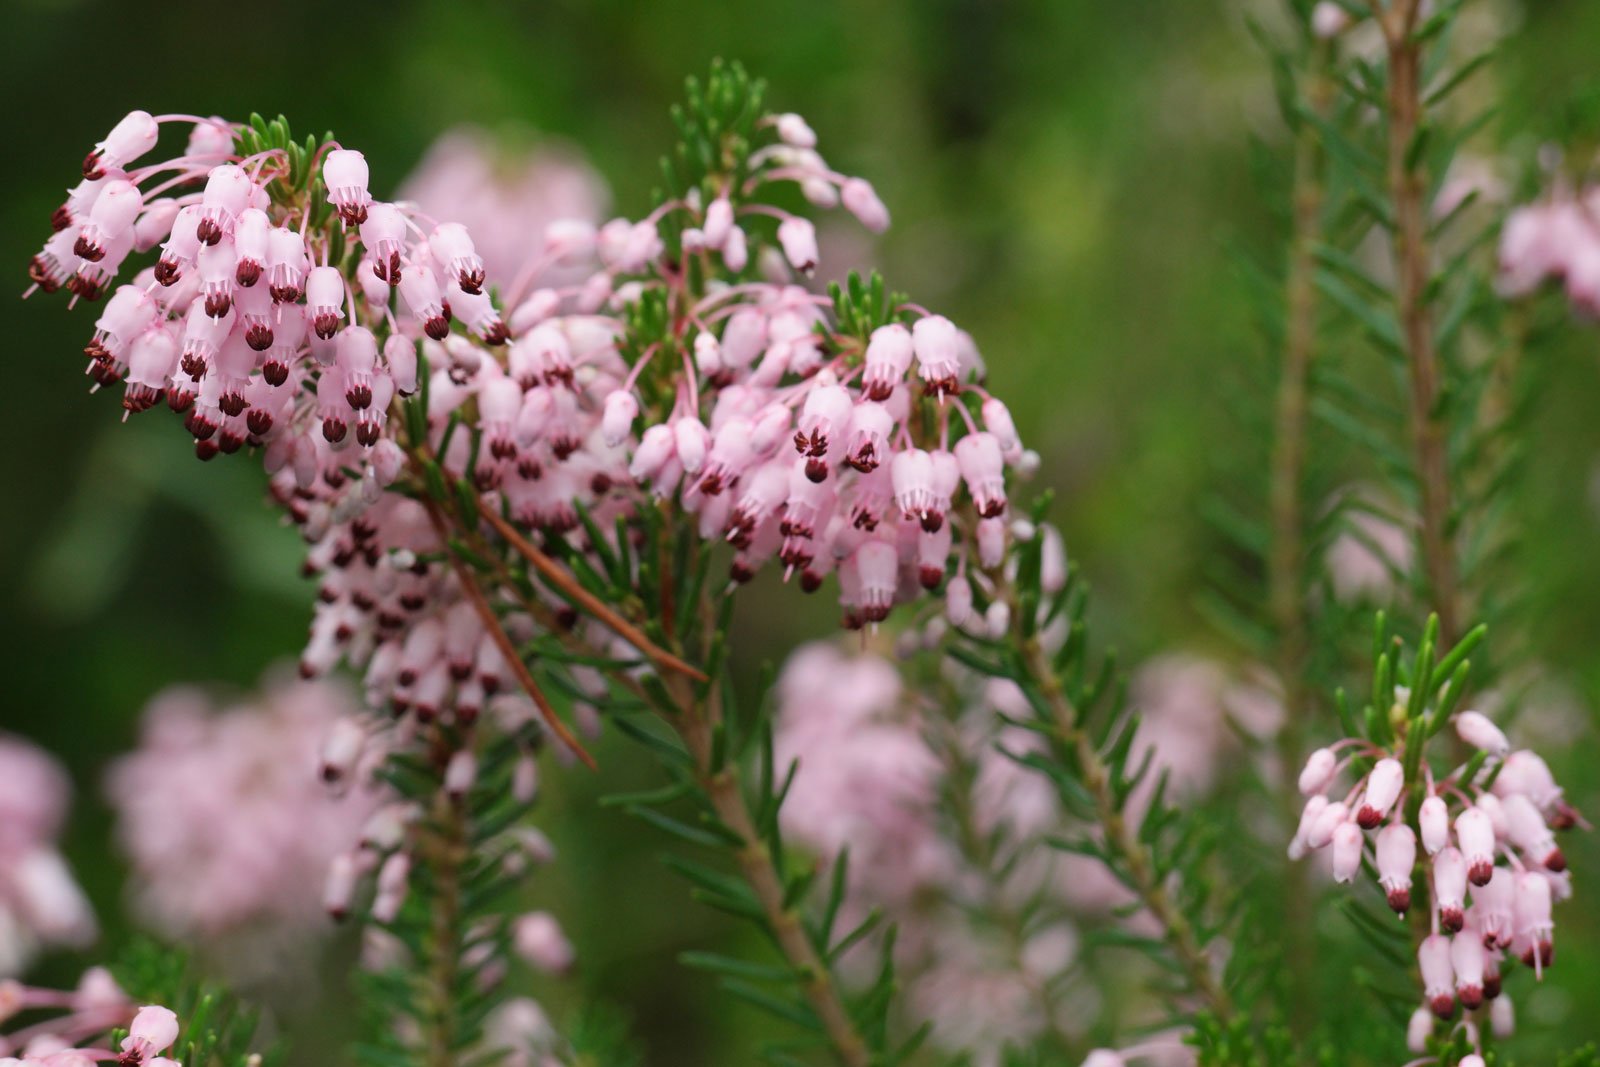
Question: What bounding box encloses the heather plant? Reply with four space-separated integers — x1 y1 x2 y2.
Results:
7 3 1600 1064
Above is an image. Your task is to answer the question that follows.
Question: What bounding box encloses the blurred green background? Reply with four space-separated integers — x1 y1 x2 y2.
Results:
4 0 1600 1063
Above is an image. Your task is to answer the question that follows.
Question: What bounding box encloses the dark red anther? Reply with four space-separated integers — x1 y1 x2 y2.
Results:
245 323 273 351
346 382 372 410
28 258 62 293
195 217 222 246
262 359 290 387
195 438 220 461
153 258 182 286
236 260 262 287
483 321 508 346
457 267 485 295
72 233 105 262
82 151 105 180
313 311 340 340
51 204 73 231
246 409 273 436
219 391 248 418
356 421 380 447
322 418 347 444
204 291 232 319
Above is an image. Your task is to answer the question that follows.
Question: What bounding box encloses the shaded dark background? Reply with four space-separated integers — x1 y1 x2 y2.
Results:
4 1 1600 1062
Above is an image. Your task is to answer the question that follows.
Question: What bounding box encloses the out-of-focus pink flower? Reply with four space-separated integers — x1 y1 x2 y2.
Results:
1325 496 1413 604
397 126 609 290
106 670 383 974
774 642 951 908
0 735 96 976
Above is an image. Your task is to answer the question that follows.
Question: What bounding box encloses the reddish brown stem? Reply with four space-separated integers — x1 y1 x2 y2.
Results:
480 506 708 683
421 498 597 769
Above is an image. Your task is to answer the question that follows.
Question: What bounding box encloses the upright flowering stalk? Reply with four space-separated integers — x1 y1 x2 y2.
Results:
1291 615 1584 1060
26 61 1042 1066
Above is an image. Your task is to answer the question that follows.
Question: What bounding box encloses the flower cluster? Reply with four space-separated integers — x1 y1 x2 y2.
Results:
0 974 168 1067
1498 181 1600 314
1291 704 1582 1037
773 641 1076 1062
773 634 1244 1065
0 736 95 977
106 672 383 975
29 104 1032 751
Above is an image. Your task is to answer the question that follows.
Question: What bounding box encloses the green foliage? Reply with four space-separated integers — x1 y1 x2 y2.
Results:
112 942 281 1067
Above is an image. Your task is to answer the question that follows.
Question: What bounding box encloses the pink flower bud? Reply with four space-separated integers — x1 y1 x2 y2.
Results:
854 540 899 624
601 390 639 447
1433 847 1467 933
771 113 816 148
703 197 735 248
445 750 476 798
1297 747 1337 796
320 718 367 785
1492 750 1562 811
544 218 596 264
86 110 159 178
723 225 749 272
371 852 410 924
776 217 818 275
1331 821 1363 883
324 149 371 225
1451 932 1486 1008
384 335 418 396
1419 795 1449 855
306 266 347 340
911 315 961 397
1355 758 1403 829
1455 710 1510 757
947 575 973 628
841 178 890 233
1311 1 1352 38
1490 994 1514 1038
122 1005 180 1059
1455 806 1496 886
1418 934 1455 1019
197 165 254 245
430 222 486 295
1513 871 1553 974
513 911 575 974
1502 793 1564 872
1288 794 1328 859
324 852 359 921
956 432 1008 519
1376 823 1415 913
1405 1006 1432 1052
1305 800 1348 850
